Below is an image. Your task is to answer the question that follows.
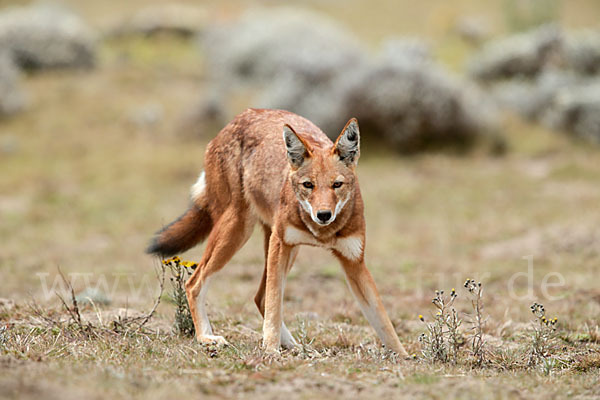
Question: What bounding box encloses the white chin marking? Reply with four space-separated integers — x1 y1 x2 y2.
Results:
300 200 321 225
190 171 206 201
335 236 363 261
299 199 313 216
334 196 349 219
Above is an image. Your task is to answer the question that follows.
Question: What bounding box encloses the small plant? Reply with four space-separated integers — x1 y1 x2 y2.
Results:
418 288 461 363
464 279 486 365
295 317 317 359
0 324 7 352
163 256 197 337
528 302 558 367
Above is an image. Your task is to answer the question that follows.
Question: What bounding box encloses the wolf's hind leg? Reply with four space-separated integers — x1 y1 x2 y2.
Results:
185 205 255 345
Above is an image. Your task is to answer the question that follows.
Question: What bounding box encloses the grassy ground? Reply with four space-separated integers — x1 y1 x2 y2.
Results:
1 1 600 399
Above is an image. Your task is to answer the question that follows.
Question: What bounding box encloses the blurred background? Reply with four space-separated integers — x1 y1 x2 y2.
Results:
1 0 600 325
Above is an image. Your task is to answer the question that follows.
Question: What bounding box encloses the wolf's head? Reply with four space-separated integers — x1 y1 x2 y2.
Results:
283 118 360 226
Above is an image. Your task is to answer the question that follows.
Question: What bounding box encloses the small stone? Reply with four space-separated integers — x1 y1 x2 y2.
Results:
75 288 111 306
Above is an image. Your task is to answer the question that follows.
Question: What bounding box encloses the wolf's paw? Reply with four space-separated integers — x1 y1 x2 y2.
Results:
197 334 229 347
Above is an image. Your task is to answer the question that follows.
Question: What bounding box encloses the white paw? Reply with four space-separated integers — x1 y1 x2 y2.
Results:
281 323 298 350
197 334 229 346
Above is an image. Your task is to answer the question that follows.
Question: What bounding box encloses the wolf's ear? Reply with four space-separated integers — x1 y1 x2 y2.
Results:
283 124 311 169
333 118 360 167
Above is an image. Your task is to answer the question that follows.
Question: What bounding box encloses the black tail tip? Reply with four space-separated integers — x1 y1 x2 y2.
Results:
146 238 176 258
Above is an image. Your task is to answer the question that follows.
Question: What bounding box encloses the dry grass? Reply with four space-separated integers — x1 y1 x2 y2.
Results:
1 1 600 399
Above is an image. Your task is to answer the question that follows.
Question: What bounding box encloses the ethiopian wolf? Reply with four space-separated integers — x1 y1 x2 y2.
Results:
147 108 408 356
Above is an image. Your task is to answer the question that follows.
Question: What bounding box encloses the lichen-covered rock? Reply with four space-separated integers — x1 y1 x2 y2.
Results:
468 24 562 81
0 52 26 117
0 4 97 71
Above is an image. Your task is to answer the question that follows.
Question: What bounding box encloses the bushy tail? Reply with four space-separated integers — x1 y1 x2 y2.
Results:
146 205 213 257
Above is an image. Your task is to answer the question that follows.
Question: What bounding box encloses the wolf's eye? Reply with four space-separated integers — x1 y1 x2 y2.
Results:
332 181 343 189
302 181 314 189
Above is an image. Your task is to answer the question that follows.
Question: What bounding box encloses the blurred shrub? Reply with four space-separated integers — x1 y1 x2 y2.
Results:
202 8 500 154
490 71 577 120
0 3 97 71
107 4 207 39
468 24 562 82
204 8 366 91
564 30 600 75
470 24 600 143
543 82 600 144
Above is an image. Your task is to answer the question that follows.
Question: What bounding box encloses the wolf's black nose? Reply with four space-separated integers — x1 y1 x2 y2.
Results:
316 210 332 223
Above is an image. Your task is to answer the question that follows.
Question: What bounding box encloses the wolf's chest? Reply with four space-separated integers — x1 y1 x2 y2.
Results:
283 226 363 261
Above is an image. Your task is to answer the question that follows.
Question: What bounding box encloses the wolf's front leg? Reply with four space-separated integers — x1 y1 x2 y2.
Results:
262 234 295 353
336 255 409 357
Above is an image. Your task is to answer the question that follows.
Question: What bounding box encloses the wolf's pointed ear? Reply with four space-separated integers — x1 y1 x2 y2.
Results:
333 118 360 167
283 124 311 169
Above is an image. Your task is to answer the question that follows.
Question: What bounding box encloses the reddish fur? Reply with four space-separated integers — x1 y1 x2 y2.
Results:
147 109 408 356
147 205 212 257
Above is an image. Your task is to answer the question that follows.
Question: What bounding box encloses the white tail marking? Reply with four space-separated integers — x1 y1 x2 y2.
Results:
190 171 206 201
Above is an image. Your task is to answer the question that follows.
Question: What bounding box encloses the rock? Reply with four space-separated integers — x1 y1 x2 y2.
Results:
108 4 208 38
0 298 15 312
0 4 97 71
455 16 490 45
75 288 111 306
0 52 26 117
468 24 562 81
542 80 600 143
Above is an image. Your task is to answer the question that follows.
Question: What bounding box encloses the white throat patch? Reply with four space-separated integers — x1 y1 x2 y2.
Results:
283 226 363 261
284 226 321 246
335 236 363 261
